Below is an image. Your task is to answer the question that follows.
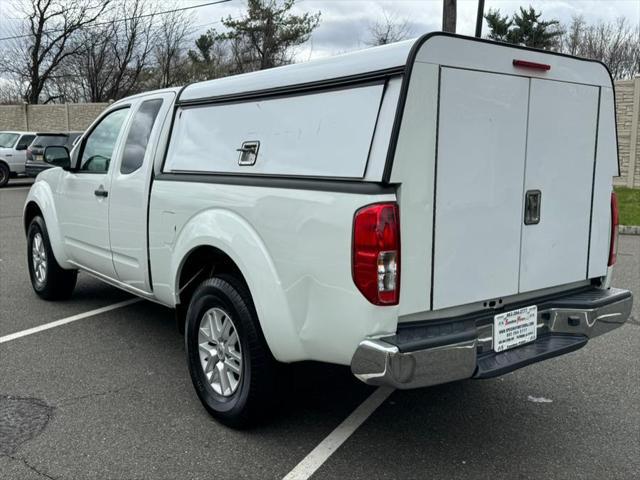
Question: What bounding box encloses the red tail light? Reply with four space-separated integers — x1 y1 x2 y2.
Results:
608 192 619 266
513 59 551 71
352 202 400 305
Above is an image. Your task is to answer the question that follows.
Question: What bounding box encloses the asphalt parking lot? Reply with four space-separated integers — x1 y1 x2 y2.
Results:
1 183 639 480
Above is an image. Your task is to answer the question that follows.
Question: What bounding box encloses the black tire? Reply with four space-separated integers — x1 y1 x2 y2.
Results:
0 163 9 187
27 216 77 300
185 275 277 428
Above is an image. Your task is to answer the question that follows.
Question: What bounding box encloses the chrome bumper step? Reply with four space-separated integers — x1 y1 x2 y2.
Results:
473 334 588 379
351 287 633 389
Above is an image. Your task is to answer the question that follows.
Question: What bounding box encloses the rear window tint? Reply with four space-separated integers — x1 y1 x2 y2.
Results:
32 135 68 147
120 99 163 175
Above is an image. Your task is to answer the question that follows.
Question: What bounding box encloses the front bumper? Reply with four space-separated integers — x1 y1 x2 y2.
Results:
351 287 633 389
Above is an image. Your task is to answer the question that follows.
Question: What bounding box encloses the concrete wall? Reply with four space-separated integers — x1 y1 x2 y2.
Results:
614 79 640 188
0 80 638 187
0 103 108 133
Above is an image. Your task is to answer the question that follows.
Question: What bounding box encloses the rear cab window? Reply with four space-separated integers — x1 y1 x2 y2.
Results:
120 99 163 175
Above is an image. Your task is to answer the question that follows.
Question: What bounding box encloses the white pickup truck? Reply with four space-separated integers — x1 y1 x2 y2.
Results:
24 33 633 427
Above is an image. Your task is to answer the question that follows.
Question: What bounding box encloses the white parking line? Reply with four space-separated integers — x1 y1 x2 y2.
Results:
0 298 141 344
283 386 395 480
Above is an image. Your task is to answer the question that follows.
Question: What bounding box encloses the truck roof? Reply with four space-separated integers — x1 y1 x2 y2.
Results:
178 33 613 105
179 39 414 103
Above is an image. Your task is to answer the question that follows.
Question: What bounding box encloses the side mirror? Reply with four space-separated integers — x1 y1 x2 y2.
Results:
44 145 71 170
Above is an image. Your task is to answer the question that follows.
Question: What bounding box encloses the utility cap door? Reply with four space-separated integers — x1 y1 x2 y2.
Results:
432 68 529 310
519 79 599 292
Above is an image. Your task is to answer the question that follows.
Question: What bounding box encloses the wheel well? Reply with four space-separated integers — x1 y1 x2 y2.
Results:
175 246 247 332
24 201 43 234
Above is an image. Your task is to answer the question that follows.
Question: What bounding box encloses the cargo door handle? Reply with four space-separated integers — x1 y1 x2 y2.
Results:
524 190 541 225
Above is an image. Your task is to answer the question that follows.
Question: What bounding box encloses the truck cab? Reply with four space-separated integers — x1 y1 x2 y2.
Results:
24 33 633 427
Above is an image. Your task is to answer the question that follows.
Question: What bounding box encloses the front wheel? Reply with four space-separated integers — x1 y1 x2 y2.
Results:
0 163 9 187
27 216 77 300
185 275 278 428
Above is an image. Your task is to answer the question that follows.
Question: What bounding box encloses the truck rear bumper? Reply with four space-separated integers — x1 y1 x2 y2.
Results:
351 287 633 389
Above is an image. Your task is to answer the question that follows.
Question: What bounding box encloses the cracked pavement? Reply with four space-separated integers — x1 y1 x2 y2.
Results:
1 185 638 479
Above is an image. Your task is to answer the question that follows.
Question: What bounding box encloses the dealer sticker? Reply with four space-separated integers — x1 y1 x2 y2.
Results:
493 305 538 353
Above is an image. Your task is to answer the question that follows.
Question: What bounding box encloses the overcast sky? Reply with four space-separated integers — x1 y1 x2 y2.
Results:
185 0 640 59
0 0 638 60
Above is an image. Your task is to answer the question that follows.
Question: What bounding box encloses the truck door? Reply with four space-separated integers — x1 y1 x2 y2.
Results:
519 80 599 292
108 93 173 293
56 107 131 277
432 68 530 310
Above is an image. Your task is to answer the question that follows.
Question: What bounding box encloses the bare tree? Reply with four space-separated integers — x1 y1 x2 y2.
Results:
366 10 412 46
442 0 456 33
0 0 110 103
560 16 640 79
0 81 23 105
153 9 193 88
561 15 585 56
57 0 158 102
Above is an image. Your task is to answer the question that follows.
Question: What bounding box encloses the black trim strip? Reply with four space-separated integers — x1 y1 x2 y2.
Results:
429 66 442 309
176 66 404 106
586 87 602 278
382 31 621 183
362 79 389 178
155 172 397 195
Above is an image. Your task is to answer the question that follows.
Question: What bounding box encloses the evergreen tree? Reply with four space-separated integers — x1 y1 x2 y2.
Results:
485 5 563 50
221 0 320 72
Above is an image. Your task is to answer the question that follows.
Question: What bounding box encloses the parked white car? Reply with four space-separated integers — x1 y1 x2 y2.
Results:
24 33 633 427
0 131 37 186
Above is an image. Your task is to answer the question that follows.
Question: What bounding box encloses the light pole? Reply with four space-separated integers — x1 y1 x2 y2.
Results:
442 0 457 33
475 0 485 38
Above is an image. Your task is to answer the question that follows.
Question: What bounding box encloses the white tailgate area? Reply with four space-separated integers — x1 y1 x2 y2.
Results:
432 67 602 310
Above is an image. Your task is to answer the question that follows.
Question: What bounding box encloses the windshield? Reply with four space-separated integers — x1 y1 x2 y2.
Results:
0 133 19 148
32 135 68 147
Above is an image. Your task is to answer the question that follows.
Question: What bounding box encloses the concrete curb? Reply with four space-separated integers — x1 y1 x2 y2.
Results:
619 225 640 235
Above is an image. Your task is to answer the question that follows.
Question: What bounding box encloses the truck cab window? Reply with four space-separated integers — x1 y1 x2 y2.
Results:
0 133 19 148
120 99 163 175
79 108 129 173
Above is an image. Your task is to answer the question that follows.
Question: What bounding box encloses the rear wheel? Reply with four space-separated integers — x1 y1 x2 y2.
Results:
185 275 277 428
27 216 77 300
0 163 9 187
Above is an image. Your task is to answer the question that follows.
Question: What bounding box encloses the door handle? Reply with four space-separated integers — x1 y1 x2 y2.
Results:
524 190 541 225
94 188 109 198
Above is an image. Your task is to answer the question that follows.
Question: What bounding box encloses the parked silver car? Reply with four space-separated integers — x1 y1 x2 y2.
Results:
0 131 37 187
